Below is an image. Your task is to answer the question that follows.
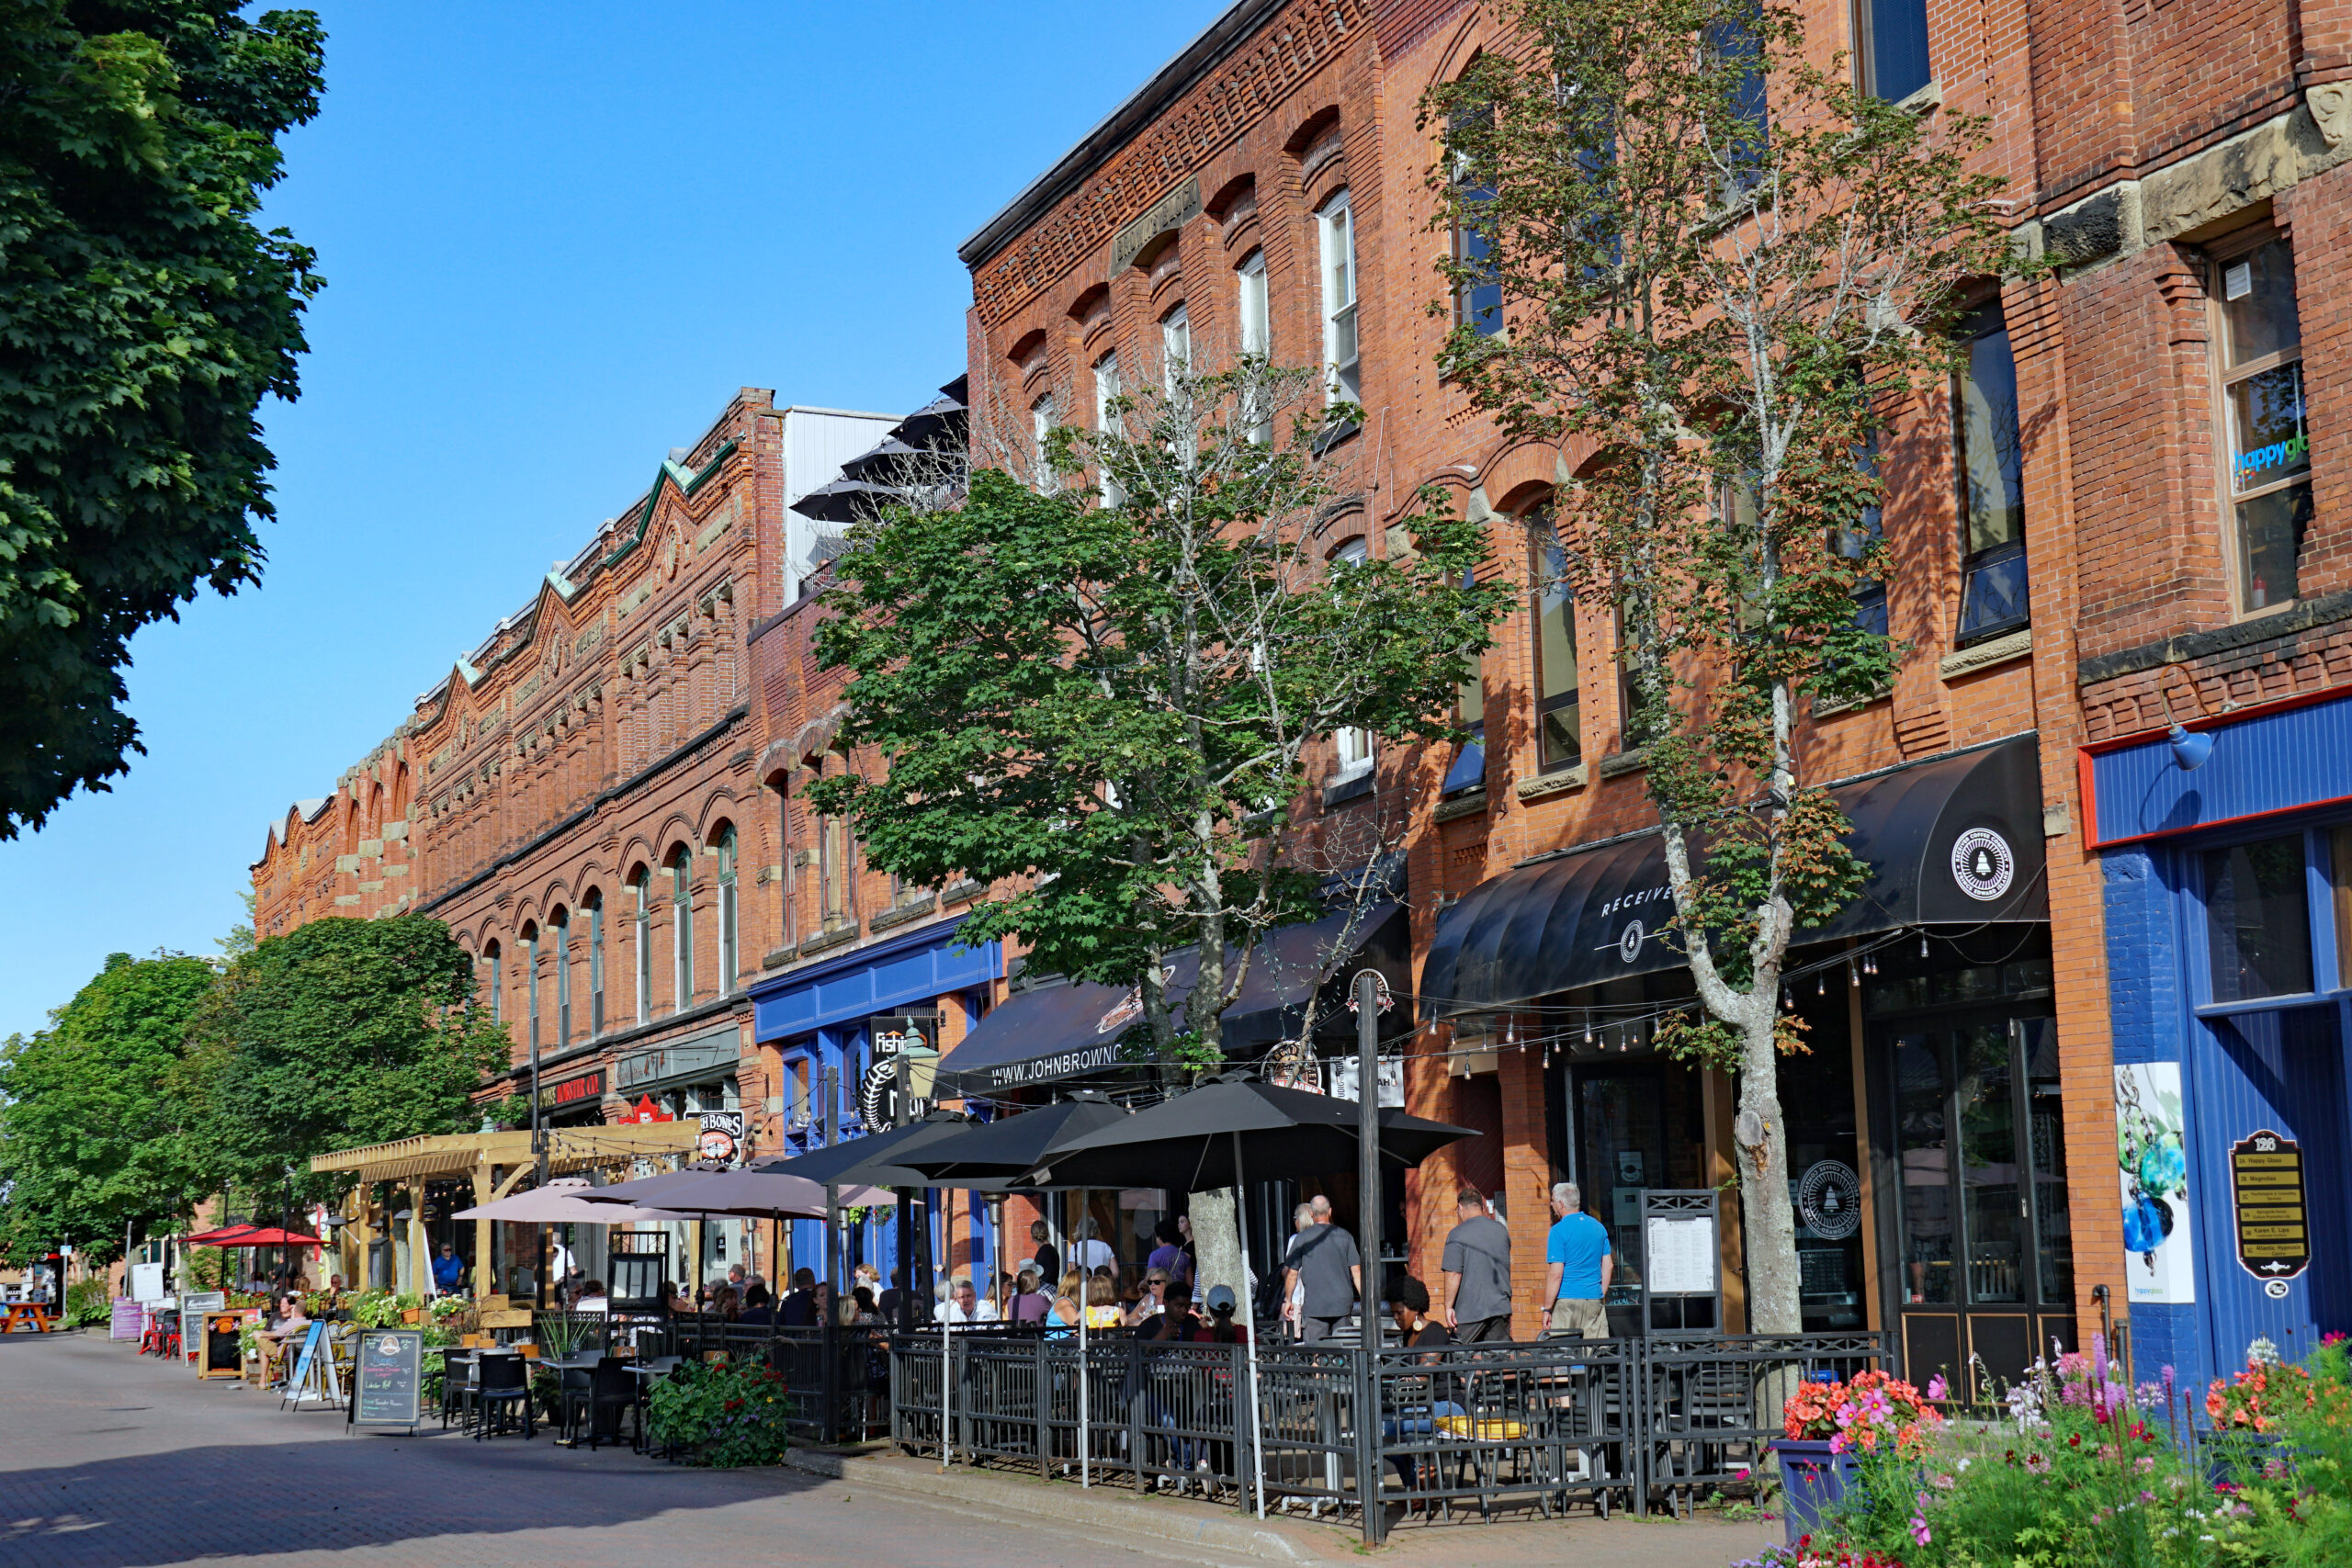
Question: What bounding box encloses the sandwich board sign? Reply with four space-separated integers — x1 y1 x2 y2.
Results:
347 1328 423 1433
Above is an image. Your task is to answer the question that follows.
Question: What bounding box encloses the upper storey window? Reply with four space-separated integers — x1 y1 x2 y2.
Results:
1858 0 1931 103
1954 303 2029 645
1317 192 1361 406
2216 235 2311 611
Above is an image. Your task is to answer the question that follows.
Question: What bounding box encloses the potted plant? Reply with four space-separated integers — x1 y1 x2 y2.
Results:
646 1359 792 1467
1774 1371 1942 1545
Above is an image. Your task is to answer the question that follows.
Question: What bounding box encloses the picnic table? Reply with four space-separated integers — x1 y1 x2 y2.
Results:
1 1303 54 1334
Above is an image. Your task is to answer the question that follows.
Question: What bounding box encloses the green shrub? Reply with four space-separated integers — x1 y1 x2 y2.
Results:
647 1359 792 1468
63 1277 110 1326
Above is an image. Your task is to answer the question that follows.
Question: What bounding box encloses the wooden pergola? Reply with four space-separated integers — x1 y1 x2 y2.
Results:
310 1122 702 1296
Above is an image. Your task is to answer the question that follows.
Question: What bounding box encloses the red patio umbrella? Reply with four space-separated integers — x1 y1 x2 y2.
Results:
222 1227 322 1248
184 1224 266 1247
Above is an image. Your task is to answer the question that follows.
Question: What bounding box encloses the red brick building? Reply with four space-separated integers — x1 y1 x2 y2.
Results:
948 0 2352 1389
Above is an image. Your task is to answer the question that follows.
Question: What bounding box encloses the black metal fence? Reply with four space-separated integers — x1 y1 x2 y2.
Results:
887 1328 1888 1537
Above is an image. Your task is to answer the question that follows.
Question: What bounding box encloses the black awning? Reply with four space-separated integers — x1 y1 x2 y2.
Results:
939 902 1408 1093
1420 734 2047 1019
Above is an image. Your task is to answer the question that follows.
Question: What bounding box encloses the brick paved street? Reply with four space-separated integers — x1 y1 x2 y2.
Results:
0 1332 1779 1568
0 1332 1269 1568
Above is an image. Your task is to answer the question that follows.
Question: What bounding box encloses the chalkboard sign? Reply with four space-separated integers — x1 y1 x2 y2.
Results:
348 1328 424 1430
198 1312 246 1380
2232 1129 2310 1282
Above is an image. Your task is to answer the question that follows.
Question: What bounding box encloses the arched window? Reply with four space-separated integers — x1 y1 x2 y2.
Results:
716 827 739 995
522 923 541 1056
484 941 503 1026
583 889 605 1039
631 870 652 1025
670 847 695 1011
552 908 571 1049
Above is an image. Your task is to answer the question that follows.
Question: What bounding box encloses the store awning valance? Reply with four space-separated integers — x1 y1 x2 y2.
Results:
938 902 1408 1093
1421 734 2047 1019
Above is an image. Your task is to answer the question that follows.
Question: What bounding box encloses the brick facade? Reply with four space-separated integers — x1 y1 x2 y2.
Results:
960 0 2352 1359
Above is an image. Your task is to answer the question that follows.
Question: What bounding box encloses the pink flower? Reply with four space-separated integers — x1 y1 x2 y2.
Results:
1926 1374 1949 1401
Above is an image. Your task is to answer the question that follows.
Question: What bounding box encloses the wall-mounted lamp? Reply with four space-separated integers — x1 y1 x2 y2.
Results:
2167 723 2215 772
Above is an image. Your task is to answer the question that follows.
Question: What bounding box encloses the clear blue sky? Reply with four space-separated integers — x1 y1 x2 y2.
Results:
0 0 1226 1040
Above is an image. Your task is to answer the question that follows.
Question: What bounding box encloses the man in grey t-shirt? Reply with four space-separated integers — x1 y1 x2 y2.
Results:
1283 1195 1362 1342
1441 1188 1514 1341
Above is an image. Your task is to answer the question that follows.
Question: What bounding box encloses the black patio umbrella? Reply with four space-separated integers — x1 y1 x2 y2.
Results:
884 1099 1130 1188
1016 1077 1476 1192
751 1111 975 1189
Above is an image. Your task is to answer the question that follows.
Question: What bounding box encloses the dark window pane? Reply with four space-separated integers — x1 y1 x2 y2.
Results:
2231 362 2309 492
1853 586 1890 638
1958 540 2030 640
1442 734 1486 795
1866 0 1932 103
2020 1019 2073 1304
2205 835 2313 1002
2237 481 2311 609
1956 1023 2021 1303
1958 320 2025 555
1894 1034 1955 1304
1540 701 1582 770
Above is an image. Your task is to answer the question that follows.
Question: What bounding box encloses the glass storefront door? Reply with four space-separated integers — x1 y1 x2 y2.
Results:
1876 1003 2074 1394
1572 1061 1710 1332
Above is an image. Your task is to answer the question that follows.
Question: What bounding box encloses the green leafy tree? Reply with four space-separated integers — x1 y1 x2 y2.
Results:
179 915 506 1201
812 360 1508 1060
1427 0 2012 1329
811 356 1514 1291
0 950 217 1264
0 2 325 836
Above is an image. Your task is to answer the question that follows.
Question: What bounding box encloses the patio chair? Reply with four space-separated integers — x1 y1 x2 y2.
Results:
474 1353 534 1441
440 1349 480 1431
560 1357 637 1450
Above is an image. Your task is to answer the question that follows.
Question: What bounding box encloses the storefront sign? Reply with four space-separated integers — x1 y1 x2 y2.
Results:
696 1111 745 1164
870 1013 943 1056
1950 828 2017 901
2117 1064 2194 1303
1796 1160 1861 1240
622 1095 674 1124
2231 1129 2310 1286
615 1032 740 1093
537 1070 605 1111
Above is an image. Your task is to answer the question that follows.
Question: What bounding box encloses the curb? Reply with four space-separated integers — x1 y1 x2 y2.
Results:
781 1445 1338 1562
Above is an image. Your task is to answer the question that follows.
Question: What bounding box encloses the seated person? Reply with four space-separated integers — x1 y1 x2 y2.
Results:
1186 1283 1250 1345
933 1276 998 1325
841 1286 879 1327
575 1279 611 1314
1382 1276 1464 1495
1082 1278 1124 1330
1005 1267 1052 1325
736 1283 775 1326
778 1269 818 1327
254 1292 312 1384
660 1280 694 1315
1140 1279 1202 1342
706 1284 737 1321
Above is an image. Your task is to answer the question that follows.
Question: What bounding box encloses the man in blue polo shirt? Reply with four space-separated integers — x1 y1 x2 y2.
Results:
1543 1181 1612 1338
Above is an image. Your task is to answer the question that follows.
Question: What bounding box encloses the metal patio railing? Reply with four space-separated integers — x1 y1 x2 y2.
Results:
885 1326 1890 1540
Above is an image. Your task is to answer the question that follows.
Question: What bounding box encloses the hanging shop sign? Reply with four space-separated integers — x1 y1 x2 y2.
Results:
696 1111 745 1165
2231 1129 2310 1293
622 1095 674 1124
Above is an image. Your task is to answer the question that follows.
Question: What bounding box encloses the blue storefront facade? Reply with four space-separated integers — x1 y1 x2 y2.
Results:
2090 691 2352 1393
748 915 1004 1290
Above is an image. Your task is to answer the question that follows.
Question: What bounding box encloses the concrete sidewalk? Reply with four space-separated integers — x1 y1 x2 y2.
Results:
786 1442 1782 1565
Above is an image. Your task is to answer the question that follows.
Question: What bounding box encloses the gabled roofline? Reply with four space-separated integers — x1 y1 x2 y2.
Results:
601 438 741 570
957 0 1288 270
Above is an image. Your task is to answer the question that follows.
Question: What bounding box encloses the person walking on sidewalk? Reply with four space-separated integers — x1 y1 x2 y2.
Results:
1283 1195 1361 1343
1441 1188 1514 1342
1542 1182 1612 1338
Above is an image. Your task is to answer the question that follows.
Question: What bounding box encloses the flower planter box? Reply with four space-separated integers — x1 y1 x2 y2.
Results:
1775 1438 1860 1545
401 1309 422 1325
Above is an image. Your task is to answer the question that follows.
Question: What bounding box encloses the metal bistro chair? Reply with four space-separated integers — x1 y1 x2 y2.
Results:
473 1352 535 1441
560 1357 638 1450
440 1348 481 1431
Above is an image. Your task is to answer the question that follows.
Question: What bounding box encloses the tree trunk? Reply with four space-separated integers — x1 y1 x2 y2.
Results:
1189 1187 1247 1305
1736 1006 1802 1334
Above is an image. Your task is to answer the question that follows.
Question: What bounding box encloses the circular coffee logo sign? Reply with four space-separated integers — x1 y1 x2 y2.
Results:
1951 828 2016 902
1618 919 1645 964
1797 1160 1862 1239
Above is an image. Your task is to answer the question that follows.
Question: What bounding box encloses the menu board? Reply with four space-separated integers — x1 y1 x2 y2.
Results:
1645 1215 1717 1295
178 1292 225 1366
2231 1129 2310 1282
109 1298 145 1340
349 1328 424 1429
